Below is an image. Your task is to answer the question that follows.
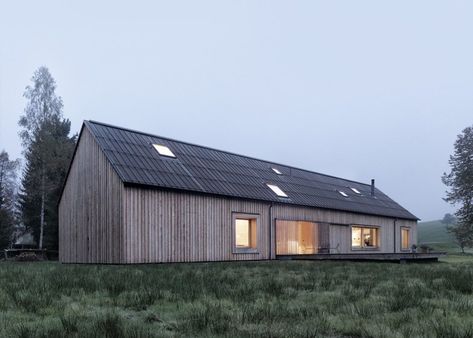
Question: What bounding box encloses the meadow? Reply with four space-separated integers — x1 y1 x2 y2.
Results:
417 219 463 253
1 256 473 338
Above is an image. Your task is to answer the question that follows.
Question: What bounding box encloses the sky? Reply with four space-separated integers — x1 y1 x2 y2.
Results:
0 1 472 221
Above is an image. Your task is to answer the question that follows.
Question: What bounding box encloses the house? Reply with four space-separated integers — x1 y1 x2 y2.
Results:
59 120 419 264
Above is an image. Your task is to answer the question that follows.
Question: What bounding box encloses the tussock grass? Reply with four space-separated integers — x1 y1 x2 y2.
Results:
1 259 473 337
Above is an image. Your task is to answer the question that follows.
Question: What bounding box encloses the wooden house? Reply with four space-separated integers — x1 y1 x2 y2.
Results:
59 121 419 264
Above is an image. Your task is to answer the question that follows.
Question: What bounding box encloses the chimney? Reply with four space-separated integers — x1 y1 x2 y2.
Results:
371 179 375 197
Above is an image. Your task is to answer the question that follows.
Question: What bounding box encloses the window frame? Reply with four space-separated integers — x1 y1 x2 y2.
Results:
351 225 380 251
400 227 410 251
232 213 260 254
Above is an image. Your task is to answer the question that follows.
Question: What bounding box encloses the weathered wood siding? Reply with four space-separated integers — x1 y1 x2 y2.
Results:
121 190 417 262
122 187 271 263
272 205 417 257
329 218 417 254
59 127 124 263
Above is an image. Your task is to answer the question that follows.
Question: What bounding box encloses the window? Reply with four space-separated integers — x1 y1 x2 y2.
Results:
272 168 282 175
233 214 258 253
153 144 176 158
352 226 379 249
276 220 318 255
267 184 288 198
350 187 361 194
338 190 349 197
401 228 410 250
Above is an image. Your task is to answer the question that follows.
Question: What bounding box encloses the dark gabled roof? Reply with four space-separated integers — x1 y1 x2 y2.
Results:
84 120 418 220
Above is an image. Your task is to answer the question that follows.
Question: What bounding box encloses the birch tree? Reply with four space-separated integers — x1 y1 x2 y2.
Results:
18 67 76 250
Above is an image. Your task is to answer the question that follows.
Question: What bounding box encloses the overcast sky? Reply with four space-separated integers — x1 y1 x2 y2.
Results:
1 1 472 221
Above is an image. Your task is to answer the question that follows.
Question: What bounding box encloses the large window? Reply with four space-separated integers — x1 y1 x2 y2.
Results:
276 220 318 255
233 214 258 253
352 226 379 249
401 228 410 250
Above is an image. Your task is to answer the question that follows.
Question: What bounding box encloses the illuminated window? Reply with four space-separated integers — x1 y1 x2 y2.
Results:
350 187 361 194
153 144 176 158
352 226 379 249
233 214 258 253
401 228 410 250
267 184 288 198
272 168 282 175
338 190 349 197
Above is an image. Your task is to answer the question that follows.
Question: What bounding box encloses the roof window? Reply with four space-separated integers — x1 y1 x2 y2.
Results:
272 168 282 175
338 190 349 198
350 187 361 194
267 184 288 198
153 144 176 158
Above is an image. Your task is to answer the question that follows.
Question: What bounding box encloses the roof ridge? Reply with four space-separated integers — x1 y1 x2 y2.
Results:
86 120 374 189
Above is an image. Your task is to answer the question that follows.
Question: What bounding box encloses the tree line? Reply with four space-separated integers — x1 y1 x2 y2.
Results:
0 67 76 251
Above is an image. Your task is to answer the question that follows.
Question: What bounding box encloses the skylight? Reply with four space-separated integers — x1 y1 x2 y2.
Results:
153 144 176 158
338 190 349 198
350 187 361 194
272 168 282 175
267 184 288 198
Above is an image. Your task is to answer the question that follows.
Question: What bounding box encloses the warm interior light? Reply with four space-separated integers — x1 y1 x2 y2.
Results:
153 144 176 158
352 226 378 248
352 227 362 247
276 220 318 255
401 228 410 250
235 218 257 248
267 184 288 197
235 219 250 247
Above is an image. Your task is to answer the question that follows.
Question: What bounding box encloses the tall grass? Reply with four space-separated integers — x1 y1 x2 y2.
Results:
0 259 473 337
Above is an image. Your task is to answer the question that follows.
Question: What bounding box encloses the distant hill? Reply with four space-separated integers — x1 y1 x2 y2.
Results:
417 219 459 252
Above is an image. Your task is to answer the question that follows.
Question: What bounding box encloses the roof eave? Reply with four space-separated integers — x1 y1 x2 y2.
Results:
122 181 419 221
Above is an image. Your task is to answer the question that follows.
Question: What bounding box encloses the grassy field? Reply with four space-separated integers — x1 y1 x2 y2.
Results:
1 258 473 337
417 219 468 253
418 220 453 244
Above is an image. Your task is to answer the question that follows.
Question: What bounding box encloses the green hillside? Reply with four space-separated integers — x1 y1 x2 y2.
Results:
417 219 460 252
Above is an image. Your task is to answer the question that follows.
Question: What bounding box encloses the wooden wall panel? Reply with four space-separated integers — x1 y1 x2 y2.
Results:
272 204 417 256
122 188 271 263
58 127 124 263
122 192 418 263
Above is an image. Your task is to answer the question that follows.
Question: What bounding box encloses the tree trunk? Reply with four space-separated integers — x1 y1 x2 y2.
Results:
39 167 45 249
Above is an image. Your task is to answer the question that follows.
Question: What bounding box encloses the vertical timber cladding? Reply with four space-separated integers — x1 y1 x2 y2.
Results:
272 204 417 256
58 127 124 264
122 187 271 263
